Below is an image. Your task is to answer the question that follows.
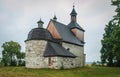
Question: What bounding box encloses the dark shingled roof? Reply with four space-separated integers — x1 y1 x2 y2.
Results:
37 19 44 24
26 28 52 41
51 20 84 46
70 8 77 16
44 42 76 58
68 22 85 32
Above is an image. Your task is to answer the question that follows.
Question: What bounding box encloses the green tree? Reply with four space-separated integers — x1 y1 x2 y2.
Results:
17 52 25 66
101 0 120 66
1 41 21 66
101 20 116 66
111 27 120 66
111 0 120 66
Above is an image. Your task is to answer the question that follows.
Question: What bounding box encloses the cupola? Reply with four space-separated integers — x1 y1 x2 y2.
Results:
37 18 44 28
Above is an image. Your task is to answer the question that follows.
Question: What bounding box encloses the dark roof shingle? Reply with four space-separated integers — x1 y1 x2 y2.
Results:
68 22 85 32
51 20 84 46
44 42 76 58
26 28 52 41
70 8 77 16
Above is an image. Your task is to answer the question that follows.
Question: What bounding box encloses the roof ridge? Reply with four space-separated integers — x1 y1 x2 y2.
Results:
51 19 67 26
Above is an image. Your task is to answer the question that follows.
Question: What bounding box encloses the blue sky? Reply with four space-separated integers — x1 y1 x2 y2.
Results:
0 0 116 62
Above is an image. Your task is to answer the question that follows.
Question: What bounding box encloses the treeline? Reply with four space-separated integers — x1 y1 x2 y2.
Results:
101 0 120 67
0 41 25 66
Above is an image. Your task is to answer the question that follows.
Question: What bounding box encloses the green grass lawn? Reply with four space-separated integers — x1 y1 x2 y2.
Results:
0 66 120 77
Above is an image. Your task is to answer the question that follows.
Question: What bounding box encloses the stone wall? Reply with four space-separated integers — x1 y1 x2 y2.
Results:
48 57 76 69
25 40 85 69
57 57 76 69
25 40 48 68
62 42 85 67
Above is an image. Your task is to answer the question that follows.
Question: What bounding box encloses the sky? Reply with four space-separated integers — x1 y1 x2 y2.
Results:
0 0 116 62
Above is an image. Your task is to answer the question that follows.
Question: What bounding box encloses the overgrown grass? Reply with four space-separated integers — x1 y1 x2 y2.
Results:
0 66 120 77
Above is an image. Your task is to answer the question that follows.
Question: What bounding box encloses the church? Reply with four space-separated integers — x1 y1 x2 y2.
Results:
25 6 85 69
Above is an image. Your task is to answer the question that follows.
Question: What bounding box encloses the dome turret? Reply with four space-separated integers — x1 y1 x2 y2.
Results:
26 19 52 41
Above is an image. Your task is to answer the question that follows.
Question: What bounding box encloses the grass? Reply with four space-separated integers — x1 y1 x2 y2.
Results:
0 66 120 77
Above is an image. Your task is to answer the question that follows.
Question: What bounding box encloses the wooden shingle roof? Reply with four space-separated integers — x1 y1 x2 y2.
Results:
26 28 52 41
51 20 84 46
44 42 76 58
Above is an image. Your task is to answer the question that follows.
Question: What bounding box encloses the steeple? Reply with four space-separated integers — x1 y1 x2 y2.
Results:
37 18 44 28
70 5 77 22
68 5 85 32
53 15 57 21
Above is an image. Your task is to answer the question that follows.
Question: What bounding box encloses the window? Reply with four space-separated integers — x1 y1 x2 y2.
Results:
48 57 52 66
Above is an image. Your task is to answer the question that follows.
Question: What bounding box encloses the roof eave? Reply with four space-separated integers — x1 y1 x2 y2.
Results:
44 55 76 58
62 40 84 47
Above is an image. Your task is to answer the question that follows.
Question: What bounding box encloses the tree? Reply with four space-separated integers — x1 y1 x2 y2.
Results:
101 0 120 66
1 41 21 66
101 20 116 66
110 0 120 66
17 52 25 66
111 26 120 66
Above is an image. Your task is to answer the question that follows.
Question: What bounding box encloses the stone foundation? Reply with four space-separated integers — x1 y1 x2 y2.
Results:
48 57 75 69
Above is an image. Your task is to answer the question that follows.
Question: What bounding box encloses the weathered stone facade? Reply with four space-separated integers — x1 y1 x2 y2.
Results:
25 40 48 68
25 40 85 69
48 57 76 69
63 42 85 67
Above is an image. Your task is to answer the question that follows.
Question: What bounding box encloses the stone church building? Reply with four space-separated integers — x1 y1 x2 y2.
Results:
25 6 85 69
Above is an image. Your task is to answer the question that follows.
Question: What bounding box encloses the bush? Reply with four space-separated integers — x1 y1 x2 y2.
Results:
18 60 25 66
91 62 97 66
0 62 4 67
11 60 17 66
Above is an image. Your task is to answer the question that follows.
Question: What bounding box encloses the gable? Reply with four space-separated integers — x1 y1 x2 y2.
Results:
71 28 84 41
50 20 84 46
47 21 62 39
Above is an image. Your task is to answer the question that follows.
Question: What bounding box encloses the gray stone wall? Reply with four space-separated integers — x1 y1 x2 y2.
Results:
25 40 48 68
25 40 85 69
62 42 85 67
57 57 76 69
48 57 76 69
